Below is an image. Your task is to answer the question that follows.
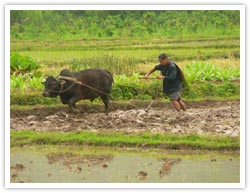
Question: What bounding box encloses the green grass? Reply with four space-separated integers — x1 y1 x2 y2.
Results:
10 130 240 150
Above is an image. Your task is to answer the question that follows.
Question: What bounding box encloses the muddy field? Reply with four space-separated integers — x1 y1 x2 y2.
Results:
10 100 240 137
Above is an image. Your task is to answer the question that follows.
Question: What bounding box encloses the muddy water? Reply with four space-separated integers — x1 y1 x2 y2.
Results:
11 146 239 183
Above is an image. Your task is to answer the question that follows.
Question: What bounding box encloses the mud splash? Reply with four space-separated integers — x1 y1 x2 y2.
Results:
10 100 240 137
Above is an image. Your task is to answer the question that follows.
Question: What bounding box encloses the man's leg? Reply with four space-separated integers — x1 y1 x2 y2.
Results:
172 100 181 111
178 99 186 111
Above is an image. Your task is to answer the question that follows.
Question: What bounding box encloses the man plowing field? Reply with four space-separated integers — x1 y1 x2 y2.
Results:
144 53 186 112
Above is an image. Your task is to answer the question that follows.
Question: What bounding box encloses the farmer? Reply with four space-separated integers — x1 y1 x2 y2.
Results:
144 53 186 111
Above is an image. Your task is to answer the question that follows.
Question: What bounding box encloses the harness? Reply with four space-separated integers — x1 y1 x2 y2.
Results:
47 76 111 97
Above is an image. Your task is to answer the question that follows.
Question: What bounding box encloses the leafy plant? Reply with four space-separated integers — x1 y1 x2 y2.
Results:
10 52 41 75
10 74 27 91
184 62 240 82
29 76 44 90
10 74 44 93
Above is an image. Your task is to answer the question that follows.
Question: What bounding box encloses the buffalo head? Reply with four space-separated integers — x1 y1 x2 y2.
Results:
42 76 66 98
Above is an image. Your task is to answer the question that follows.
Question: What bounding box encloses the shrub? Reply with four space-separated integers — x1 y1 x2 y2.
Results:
10 52 41 75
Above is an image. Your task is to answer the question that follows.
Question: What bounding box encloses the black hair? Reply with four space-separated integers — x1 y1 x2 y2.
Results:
158 53 168 59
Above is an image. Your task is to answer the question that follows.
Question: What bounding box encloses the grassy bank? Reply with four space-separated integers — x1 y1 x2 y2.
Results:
11 130 240 150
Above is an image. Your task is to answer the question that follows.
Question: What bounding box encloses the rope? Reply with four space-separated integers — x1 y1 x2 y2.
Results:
47 82 76 94
58 76 111 97
139 76 159 79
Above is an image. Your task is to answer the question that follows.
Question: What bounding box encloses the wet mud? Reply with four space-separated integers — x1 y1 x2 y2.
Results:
10 100 240 137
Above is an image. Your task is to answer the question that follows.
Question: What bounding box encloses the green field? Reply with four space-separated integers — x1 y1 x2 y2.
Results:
10 10 240 150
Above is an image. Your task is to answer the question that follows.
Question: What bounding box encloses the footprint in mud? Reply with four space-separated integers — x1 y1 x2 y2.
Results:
75 167 82 173
11 173 18 179
11 163 25 171
137 171 148 180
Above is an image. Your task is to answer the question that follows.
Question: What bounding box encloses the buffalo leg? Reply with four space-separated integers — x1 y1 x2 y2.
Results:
68 104 80 113
101 95 109 114
68 95 82 112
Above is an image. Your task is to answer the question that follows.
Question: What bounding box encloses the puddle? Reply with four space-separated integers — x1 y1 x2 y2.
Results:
10 146 240 183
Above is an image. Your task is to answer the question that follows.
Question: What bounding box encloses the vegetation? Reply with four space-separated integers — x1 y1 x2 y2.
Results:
70 54 139 74
10 57 240 104
11 74 44 92
184 62 240 82
11 130 240 150
10 52 41 75
10 10 240 40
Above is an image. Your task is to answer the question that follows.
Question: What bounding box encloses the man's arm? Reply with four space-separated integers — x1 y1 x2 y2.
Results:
144 67 156 78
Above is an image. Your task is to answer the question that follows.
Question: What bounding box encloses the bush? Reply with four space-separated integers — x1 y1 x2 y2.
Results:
10 52 41 75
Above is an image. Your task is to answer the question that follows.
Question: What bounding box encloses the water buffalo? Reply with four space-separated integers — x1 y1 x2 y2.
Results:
42 69 113 113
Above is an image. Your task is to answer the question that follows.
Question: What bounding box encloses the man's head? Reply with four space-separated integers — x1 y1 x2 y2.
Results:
158 53 168 65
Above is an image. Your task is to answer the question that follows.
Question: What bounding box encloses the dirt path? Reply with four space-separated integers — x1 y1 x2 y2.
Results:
10 100 240 137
